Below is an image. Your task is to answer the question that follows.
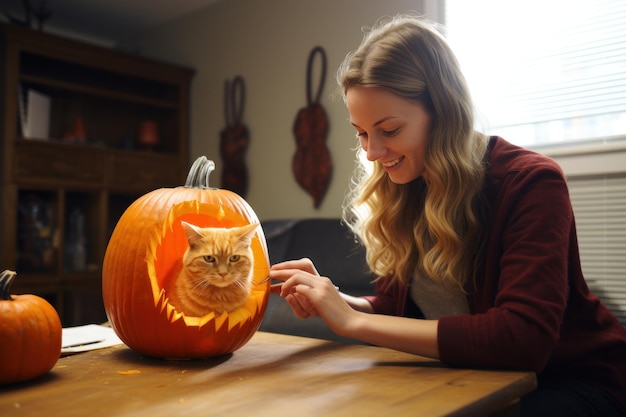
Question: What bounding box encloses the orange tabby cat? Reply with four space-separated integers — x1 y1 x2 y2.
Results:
167 221 259 316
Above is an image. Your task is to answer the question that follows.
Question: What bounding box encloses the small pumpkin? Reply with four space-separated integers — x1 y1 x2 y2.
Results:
0 270 62 384
102 157 270 359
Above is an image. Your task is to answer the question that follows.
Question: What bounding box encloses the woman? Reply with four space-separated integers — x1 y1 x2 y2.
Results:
269 15 626 416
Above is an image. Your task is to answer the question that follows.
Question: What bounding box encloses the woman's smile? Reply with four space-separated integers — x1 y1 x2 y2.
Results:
382 156 405 170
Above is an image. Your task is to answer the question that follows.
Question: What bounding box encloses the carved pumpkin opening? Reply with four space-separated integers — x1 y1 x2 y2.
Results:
150 202 268 328
102 157 270 359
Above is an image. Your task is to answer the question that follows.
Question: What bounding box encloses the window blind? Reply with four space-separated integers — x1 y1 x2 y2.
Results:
568 175 626 327
445 0 626 147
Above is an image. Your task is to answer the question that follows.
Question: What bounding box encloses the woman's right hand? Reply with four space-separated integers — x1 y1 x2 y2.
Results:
269 258 370 335
268 258 325 318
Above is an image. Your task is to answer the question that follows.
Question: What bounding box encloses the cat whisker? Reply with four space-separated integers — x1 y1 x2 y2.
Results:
192 278 212 291
232 279 247 290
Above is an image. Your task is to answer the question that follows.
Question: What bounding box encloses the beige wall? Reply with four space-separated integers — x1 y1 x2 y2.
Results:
124 0 436 221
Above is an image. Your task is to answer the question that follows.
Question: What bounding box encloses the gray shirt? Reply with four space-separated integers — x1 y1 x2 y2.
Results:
410 270 470 319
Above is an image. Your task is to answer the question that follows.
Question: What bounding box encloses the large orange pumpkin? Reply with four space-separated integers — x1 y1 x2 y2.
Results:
0 270 62 384
102 157 270 359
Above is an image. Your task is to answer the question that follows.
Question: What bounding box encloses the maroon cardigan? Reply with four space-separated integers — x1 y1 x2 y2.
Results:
365 137 626 409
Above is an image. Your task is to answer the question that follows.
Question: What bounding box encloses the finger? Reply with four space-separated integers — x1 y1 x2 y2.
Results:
292 290 319 317
271 258 319 275
270 259 309 271
271 281 323 295
268 268 302 281
285 294 310 318
283 285 319 318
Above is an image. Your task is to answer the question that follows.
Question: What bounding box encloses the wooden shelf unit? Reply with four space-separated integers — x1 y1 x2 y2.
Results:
0 24 194 326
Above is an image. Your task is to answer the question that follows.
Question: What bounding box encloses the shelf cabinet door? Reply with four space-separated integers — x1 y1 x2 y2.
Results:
15 141 106 184
109 152 182 191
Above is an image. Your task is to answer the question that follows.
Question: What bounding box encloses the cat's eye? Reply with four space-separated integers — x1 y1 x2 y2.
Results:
229 255 240 263
203 255 216 263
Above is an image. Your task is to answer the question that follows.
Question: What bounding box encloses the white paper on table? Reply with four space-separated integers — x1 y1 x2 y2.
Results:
61 324 124 355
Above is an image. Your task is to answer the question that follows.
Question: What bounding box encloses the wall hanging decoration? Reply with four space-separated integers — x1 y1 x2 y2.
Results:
220 76 249 198
102 156 270 359
292 46 332 209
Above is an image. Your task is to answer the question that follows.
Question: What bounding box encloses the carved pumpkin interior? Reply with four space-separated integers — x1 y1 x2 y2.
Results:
148 201 268 329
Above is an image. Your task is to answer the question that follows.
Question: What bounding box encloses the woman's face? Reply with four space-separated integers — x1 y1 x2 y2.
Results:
346 86 433 184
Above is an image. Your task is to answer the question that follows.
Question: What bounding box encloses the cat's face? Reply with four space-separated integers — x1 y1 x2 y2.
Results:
180 222 258 288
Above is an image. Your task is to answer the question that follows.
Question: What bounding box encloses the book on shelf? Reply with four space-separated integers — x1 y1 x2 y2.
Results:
18 84 51 140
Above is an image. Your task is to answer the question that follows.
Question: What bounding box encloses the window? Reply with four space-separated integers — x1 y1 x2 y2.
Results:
444 0 626 148
568 176 626 327
441 0 626 327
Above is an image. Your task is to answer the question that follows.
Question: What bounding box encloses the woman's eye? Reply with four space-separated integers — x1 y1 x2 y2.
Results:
382 127 400 137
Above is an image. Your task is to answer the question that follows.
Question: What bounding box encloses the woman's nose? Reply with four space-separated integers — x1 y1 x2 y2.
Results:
364 137 385 161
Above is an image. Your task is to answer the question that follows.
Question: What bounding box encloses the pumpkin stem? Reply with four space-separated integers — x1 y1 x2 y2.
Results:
184 156 216 189
0 270 17 301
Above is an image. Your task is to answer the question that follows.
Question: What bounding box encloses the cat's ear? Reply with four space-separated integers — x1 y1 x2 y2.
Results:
180 221 203 246
237 222 259 244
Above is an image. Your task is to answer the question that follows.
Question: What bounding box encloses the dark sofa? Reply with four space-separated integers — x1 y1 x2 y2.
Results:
258 218 376 344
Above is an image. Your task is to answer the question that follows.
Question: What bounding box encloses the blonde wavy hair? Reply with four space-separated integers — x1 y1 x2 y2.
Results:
338 15 489 291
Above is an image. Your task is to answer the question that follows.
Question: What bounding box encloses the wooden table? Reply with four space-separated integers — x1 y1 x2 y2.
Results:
1 331 536 417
